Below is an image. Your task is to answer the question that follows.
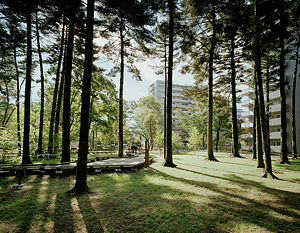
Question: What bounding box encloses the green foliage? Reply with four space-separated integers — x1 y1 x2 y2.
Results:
90 73 118 132
172 132 184 152
0 128 16 156
97 0 156 80
186 127 203 151
154 129 164 149
131 95 162 144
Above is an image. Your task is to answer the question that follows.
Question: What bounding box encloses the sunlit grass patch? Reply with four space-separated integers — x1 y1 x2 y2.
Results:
1 152 300 232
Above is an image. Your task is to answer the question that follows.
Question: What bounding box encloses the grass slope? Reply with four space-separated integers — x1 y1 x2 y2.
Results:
1 152 300 232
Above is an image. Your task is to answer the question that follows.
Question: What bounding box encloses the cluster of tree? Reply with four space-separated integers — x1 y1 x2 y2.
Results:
177 0 300 178
1 0 300 193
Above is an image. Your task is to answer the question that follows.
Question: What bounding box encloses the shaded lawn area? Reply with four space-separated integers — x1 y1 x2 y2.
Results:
1 152 300 232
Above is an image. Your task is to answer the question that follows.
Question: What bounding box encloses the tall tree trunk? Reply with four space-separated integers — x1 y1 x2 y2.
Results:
163 0 176 167
61 0 76 162
48 19 65 154
2 82 10 129
13 46 22 157
266 60 270 138
252 94 257 160
164 38 167 161
255 77 264 168
292 38 299 158
22 1 32 164
255 0 276 178
118 15 124 157
54 28 68 154
35 7 45 155
54 72 65 154
207 5 218 161
215 126 220 152
279 0 289 164
230 31 241 158
71 0 94 194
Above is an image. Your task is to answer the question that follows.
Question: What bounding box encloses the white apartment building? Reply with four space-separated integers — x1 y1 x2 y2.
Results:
148 80 193 142
240 59 300 154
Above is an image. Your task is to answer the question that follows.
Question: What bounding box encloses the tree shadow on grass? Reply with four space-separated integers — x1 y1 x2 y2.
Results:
89 170 229 233
176 161 266 180
76 194 105 233
274 159 300 172
160 166 300 232
0 176 53 232
52 176 76 232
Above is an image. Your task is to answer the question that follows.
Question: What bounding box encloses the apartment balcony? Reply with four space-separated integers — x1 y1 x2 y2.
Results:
172 97 188 103
241 99 254 107
241 111 254 118
241 134 253 140
242 87 254 96
172 86 185 92
241 122 253 128
269 118 281 126
172 92 184 97
269 90 280 100
172 104 190 109
270 132 281 139
270 104 281 113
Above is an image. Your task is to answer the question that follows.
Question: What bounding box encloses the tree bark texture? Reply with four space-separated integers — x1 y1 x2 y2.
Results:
13 46 22 157
163 0 176 167
54 29 68 154
35 8 45 155
48 20 65 154
22 1 32 164
292 38 299 158
255 79 264 168
164 39 167 161
252 95 257 160
72 0 95 194
230 32 241 158
62 0 76 162
118 16 124 157
207 5 218 161
255 0 276 178
279 0 289 164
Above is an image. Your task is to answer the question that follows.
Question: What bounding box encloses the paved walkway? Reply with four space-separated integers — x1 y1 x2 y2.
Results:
0 154 151 176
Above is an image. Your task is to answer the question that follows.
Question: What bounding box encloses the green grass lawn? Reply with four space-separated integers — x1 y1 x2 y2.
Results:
1 152 300 232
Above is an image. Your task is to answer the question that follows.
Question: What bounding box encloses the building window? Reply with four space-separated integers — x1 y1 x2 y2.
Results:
272 128 280 132
272 101 280 105
272 141 280 146
272 115 280 119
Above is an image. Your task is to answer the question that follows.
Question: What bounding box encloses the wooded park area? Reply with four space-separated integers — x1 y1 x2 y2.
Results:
1 0 300 230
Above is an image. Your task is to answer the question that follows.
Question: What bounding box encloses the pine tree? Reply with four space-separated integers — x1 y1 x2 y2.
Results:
97 0 156 157
70 0 95 195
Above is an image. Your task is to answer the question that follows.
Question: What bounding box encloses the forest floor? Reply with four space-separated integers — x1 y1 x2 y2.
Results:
1 151 300 233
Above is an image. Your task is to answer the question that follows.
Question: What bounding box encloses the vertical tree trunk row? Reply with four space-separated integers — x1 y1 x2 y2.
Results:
72 0 95 194
164 0 176 167
22 1 32 164
207 5 217 162
35 7 45 155
61 0 76 162
118 16 124 157
48 19 65 154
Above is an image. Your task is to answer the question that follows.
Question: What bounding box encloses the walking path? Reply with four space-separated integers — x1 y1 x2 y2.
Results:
0 154 152 176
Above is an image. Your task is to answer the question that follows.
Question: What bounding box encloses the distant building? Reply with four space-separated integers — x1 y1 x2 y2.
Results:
148 80 194 142
240 59 300 154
